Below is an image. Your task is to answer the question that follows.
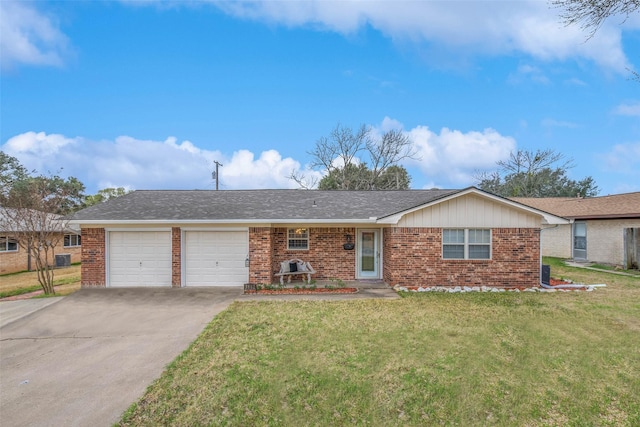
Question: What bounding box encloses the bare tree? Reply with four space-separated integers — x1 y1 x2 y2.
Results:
1 157 85 294
552 0 639 37
309 124 371 190
292 123 418 190
288 171 319 190
1 207 67 295
553 0 639 79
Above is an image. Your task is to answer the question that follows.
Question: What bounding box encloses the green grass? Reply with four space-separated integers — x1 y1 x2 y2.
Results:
0 265 81 298
119 259 640 426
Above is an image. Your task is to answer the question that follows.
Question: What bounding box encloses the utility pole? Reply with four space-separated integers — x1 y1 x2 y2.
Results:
212 161 223 190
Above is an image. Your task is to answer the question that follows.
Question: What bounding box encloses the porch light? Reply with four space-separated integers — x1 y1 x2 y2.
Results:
245 256 250 267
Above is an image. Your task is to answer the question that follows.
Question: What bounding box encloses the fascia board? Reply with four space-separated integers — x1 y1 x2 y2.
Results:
70 218 378 226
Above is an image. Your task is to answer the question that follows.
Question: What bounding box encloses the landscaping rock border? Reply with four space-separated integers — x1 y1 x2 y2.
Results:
393 285 596 293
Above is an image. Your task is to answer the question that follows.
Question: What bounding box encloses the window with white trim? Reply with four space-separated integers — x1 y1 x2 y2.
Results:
64 234 81 247
287 228 309 250
0 236 18 252
443 229 491 260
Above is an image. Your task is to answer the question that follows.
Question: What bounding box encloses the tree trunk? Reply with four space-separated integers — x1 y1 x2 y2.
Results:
32 246 55 295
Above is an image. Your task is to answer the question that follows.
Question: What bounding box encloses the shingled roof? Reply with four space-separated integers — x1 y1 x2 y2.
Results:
513 192 640 219
71 189 461 222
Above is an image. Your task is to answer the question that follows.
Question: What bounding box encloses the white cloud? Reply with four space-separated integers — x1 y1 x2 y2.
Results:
614 102 640 117
371 118 515 188
2 122 518 192
1 132 319 193
541 118 579 129
208 0 634 72
0 1 71 70
604 142 640 174
508 64 550 85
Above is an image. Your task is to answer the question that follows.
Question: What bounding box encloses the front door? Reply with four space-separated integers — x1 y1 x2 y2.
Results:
573 221 587 260
358 229 380 279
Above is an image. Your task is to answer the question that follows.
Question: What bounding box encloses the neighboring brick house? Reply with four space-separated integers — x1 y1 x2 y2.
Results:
0 210 82 275
514 192 640 268
71 187 566 289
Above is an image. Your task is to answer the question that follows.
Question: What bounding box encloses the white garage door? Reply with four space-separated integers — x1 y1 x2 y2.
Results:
185 231 248 286
109 231 172 287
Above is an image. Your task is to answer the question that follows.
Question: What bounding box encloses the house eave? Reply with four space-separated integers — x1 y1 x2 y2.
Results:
70 218 379 226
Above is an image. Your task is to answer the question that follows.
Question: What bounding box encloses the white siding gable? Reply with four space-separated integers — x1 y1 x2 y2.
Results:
397 193 540 228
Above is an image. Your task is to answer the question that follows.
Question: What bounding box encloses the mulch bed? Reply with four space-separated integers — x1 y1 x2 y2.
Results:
549 278 572 286
244 287 359 295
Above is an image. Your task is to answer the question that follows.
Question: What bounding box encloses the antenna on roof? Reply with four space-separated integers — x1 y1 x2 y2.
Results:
212 161 223 191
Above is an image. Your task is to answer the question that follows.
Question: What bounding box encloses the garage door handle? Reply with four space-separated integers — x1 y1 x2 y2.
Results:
140 261 142 267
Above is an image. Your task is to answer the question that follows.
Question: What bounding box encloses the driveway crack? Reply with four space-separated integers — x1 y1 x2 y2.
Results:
1 336 93 341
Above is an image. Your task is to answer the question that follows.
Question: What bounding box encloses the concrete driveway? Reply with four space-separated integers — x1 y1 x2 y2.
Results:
0 287 242 427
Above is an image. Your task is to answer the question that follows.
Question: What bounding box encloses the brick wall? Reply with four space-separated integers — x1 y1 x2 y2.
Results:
81 228 106 287
0 234 82 275
249 227 272 284
171 227 181 287
383 227 540 288
271 227 356 282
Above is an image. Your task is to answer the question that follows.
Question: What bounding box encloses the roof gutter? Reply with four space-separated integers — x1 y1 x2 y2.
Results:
69 218 379 226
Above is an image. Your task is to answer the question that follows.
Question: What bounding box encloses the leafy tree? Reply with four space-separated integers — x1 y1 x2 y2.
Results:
475 149 599 197
0 154 86 294
1 152 29 198
84 187 131 207
291 123 417 190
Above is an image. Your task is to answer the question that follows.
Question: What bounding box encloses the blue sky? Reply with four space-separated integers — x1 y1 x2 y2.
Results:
1 0 639 195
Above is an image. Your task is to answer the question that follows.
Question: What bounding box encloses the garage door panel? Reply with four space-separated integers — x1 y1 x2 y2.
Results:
109 231 172 287
185 231 248 286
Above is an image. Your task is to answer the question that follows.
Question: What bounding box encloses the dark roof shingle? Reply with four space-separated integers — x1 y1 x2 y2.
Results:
72 189 460 222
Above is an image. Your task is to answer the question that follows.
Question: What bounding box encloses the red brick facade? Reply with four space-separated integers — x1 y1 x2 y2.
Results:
80 226 541 288
268 227 356 283
383 227 540 288
249 227 272 284
81 228 106 287
171 227 181 288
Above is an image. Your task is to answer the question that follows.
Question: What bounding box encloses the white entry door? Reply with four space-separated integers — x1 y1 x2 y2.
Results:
109 231 172 287
357 229 380 279
184 231 249 286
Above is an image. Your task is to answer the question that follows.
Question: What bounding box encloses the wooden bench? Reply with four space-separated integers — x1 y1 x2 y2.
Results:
275 258 316 285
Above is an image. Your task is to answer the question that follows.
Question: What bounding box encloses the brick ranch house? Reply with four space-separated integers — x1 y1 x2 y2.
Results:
0 209 82 275
514 192 640 268
70 187 567 288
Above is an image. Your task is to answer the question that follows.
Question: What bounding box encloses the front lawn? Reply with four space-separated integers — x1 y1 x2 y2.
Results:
0 264 82 298
120 260 640 426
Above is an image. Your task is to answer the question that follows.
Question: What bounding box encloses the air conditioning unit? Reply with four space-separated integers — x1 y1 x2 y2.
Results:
55 254 71 267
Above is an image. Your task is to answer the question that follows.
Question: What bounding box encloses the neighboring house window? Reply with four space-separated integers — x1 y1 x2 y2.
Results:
64 234 81 247
0 236 18 252
287 228 309 250
443 229 491 260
